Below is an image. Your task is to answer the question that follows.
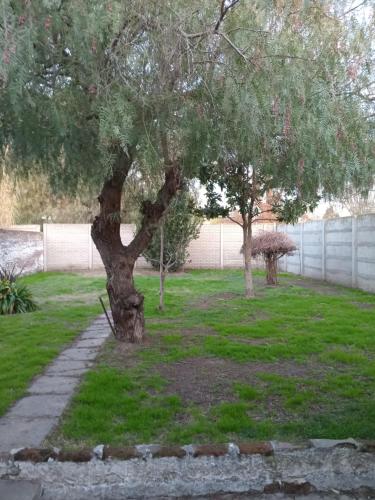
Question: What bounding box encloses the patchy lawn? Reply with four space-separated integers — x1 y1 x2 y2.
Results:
46 269 375 447
0 272 105 416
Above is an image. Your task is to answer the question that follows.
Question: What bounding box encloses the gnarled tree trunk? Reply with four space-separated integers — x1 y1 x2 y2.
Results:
92 148 181 342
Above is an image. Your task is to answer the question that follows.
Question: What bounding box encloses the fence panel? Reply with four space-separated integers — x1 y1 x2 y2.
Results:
44 224 90 271
280 214 375 293
42 216 375 294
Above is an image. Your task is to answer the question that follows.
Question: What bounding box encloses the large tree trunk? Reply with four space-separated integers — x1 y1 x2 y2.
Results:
242 222 255 298
92 148 181 342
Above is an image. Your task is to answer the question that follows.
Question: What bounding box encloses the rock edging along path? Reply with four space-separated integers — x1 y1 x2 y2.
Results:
0 314 111 452
0 440 374 499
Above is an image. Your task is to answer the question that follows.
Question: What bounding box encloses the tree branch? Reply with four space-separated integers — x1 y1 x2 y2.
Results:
342 0 370 16
227 215 243 227
214 0 241 32
218 32 248 62
126 163 182 259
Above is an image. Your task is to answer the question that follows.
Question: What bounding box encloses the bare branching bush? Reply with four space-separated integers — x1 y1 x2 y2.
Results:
0 171 16 227
251 232 296 285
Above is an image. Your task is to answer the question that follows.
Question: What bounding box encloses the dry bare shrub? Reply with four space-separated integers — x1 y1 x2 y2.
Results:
251 231 296 285
0 171 16 227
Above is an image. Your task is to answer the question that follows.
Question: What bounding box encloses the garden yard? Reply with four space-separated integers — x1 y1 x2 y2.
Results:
0 273 103 416
0 270 375 447
2 269 373 447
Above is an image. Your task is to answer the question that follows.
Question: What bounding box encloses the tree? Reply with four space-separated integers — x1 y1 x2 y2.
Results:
199 0 374 298
341 186 375 216
12 171 144 225
0 167 15 227
142 187 202 311
143 188 202 272
323 206 340 220
251 231 296 285
0 0 238 342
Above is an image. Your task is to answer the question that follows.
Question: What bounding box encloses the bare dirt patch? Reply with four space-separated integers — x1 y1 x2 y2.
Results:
285 277 348 296
194 292 242 310
351 301 375 310
155 357 321 409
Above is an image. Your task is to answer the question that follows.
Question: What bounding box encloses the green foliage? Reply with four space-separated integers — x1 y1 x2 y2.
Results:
0 279 37 315
143 189 202 271
198 1 374 224
0 0 220 193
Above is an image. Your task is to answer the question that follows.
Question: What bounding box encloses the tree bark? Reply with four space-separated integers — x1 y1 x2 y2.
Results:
91 149 181 342
265 255 278 285
242 222 255 298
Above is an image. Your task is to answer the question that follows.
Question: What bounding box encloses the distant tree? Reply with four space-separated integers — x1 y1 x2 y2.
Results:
14 172 143 224
0 167 15 227
341 187 375 216
199 1 374 298
323 206 340 220
251 232 296 285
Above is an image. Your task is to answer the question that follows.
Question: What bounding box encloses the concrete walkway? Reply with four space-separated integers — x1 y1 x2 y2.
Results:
0 314 111 451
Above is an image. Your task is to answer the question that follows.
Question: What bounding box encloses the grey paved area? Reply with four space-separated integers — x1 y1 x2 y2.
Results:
175 495 373 499
0 314 110 451
0 479 42 500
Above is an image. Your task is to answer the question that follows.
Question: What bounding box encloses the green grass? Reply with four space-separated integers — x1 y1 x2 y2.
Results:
44 269 375 447
0 272 105 415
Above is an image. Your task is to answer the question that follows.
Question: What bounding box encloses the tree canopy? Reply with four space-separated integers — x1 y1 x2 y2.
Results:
200 0 374 223
0 0 232 191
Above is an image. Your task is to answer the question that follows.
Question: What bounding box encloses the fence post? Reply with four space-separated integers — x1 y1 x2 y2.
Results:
300 223 304 275
352 216 358 288
220 224 224 269
321 220 326 281
43 224 47 272
88 224 93 270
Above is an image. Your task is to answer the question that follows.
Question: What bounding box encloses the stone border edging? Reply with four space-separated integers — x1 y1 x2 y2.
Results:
1 438 374 463
1 439 375 499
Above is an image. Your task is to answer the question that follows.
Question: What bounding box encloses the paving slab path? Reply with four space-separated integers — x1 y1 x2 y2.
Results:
0 314 111 451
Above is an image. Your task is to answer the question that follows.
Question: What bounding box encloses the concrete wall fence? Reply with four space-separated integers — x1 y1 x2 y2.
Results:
42 223 272 272
278 214 375 293
2 215 375 293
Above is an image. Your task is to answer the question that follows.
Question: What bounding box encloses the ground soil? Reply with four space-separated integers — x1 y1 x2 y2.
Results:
156 357 323 411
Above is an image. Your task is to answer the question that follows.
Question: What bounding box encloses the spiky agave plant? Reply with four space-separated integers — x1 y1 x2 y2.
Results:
0 263 23 282
0 278 37 315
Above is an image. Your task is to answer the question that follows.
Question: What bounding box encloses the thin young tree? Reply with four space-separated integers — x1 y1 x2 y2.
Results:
199 0 374 298
142 188 202 311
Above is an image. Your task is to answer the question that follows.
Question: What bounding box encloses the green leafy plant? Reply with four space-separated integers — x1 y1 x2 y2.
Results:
0 279 37 315
143 189 202 272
